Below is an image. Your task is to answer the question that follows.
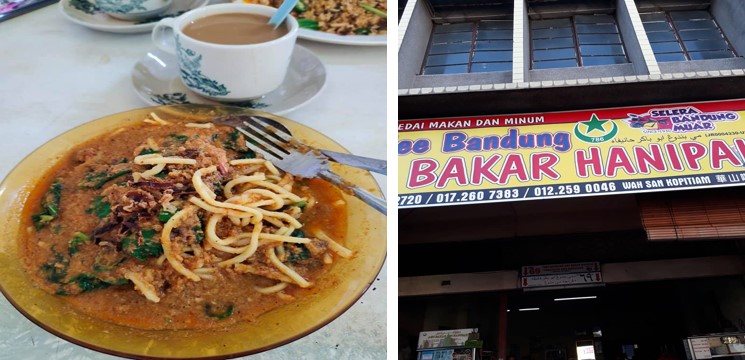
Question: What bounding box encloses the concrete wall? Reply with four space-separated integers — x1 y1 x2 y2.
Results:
658 57 745 73
711 0 745 57
398 0 745 91
412 71 511 88
515 0 529 82
528 63 636 81
398 0 433 89
400 256 745 296
617 0 651 74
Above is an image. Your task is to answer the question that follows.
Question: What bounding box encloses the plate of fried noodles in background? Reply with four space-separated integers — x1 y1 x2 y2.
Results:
234 0 387 46
0 105 385 358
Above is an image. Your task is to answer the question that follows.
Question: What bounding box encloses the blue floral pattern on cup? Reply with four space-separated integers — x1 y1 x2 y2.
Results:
176 35 230 97
96 0 147 14
69 0 101 14
150 92 269 109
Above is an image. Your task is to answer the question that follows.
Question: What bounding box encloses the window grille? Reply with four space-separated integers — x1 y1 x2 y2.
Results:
531 14 628 70
640 10 737 62
423 20 513 75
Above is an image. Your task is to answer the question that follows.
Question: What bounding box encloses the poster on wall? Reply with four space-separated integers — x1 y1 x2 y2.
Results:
417 328 479 350
399 99 745 208
521 262 603 289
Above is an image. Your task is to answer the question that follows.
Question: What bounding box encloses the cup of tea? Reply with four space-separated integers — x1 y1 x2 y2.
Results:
97 0 173 21
151 3 298 101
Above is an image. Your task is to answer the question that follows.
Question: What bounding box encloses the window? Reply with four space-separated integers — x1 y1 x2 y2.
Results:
422 20 513 75
640 10 737 62
531 15 628 70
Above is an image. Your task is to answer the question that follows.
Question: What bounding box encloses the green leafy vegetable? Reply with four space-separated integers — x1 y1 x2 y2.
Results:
60 273 129 295
284 243 311 262
139 148 159 155
123 229 163 260
358 3 386 18
298 19 320 30
224 131 242 151
291 229 305 238
103 278 129 286
193 225 205 244
204 303 234 320
93 252 126 272
212 182 224 196
223 131 256 158
86 196 111 218
295 200 307 209
169 134 189 142
158 210 175 222
354 27 371 35
294 0 307 12
40 249 68 284
239 149 256 159
80 169 132 189
32 180 62 230
68 273 111 293
68 232 90 255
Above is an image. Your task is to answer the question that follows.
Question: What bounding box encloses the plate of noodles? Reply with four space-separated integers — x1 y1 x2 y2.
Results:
235 0 387 46
0 105 385 358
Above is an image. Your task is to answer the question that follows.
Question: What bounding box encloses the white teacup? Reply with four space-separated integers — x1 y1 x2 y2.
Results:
96 0 173 21
151 3 298 102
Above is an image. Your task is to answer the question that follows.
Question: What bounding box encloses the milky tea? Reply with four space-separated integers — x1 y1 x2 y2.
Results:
183 13 289 45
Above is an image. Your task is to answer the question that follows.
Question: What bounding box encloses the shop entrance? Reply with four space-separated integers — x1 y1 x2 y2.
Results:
399 276 745 360
505 281 688 360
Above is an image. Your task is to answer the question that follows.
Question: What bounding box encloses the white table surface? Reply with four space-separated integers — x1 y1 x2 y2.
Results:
0 2 387 359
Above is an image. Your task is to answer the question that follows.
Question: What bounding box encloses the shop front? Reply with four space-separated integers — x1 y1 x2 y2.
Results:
397 100 745 360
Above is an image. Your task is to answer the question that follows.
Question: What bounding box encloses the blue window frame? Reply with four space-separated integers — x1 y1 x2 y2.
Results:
531 14 628 70
423 20 513 75
640 10 737 62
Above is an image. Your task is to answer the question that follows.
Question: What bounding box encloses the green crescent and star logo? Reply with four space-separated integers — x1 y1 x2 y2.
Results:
573 113 618 143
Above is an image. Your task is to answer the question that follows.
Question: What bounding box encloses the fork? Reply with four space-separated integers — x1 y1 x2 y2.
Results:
216 115 387 175
234 118 387 215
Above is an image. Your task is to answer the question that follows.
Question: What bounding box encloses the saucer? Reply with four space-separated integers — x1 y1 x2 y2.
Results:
59 0 209 34
131 45 327 115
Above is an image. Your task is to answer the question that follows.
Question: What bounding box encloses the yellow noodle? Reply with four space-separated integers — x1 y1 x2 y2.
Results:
264 160 280 176
192 167 263 221
233 264 293 283
147 112 171 125
138 163 166 180
161 206 201 281
258 233 310 244
223 174 266 198
229 159 266 166
134 154 196 165
188 196 255 218
185 122 213 129
254 282 288 294
267 246 311 288
218 222 262 267
253 180 303 202
123 271 161 303
314 230 353 258
276 292 295 301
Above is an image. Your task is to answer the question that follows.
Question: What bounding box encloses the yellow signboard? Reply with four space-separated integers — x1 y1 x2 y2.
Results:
398 99 745 208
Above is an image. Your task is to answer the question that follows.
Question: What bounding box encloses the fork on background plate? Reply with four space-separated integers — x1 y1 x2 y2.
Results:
229 117 387 215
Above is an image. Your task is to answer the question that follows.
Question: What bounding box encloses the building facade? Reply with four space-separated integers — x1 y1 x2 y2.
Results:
398 1 745 360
